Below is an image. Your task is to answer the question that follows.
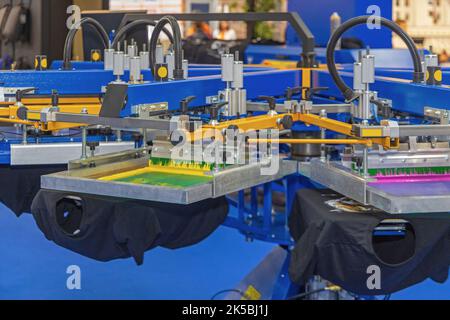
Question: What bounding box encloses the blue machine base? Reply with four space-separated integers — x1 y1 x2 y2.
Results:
0 204 449 300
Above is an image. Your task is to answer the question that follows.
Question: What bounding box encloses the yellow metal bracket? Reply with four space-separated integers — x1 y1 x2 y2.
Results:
296 113 353 136
0 96 101 131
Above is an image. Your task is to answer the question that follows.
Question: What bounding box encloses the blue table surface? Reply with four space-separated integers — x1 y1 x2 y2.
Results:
0 204 448 300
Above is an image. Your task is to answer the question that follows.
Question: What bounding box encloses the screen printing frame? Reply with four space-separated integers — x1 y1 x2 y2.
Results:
300 159 450 214
41 149 298 205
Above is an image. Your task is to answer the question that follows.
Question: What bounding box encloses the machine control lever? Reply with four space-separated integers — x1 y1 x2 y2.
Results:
51 90 59 107
285 86 303 101
210 102 228 121
180 96 196 115
371 98 392 119
15 88 37 103
257 96 277 111
303 86 329 101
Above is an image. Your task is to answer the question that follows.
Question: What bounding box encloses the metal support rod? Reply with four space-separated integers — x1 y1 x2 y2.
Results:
36 111 172 131
214 142 220 173
320 109 327 162
267 129 272 159
142 128 148 152
22 124 27 145
353 124 450 138
247 138 372 146
246 102 352 114
263 183 273 232
398 124 450 137
363 146 369 178
81 127 87 160
116 130 122 142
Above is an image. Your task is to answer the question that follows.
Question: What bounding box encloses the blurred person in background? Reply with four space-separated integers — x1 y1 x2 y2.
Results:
187 21 213 41
213 21 237 41
440 49 449 64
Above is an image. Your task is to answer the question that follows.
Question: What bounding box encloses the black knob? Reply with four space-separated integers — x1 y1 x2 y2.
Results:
281 115 293 130
257 96 276 111
16 106 28 120
87 141 100 151
180 96 196 115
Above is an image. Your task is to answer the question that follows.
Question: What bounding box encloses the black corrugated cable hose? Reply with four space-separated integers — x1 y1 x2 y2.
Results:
149 16 183 80
110 19 174 50
63 17 110 70
326 15 424 102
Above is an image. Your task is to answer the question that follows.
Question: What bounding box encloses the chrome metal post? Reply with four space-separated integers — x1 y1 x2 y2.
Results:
142 128 148 153
214 142 220 173
363 146 369 178
81 126 87 160
22 125 27 145
320 109 327 162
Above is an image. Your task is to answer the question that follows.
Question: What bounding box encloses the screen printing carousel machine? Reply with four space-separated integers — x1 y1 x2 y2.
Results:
2 14 450 300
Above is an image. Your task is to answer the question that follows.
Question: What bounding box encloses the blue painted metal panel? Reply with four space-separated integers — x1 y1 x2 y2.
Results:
313 70 450 115
337 49 426 69
373 68 450 84
125 69 302 115
245 45 305 64
50 61 105 70
0 66 276 96
245 46 351 65
0 69 115 94
187 66 275 77
286 0 393 48
245 46 417 68
51 60 274 73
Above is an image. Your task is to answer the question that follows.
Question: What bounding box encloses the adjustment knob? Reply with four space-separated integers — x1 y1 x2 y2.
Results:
87 141 100 151
281 115 293 130
16 106 28 120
